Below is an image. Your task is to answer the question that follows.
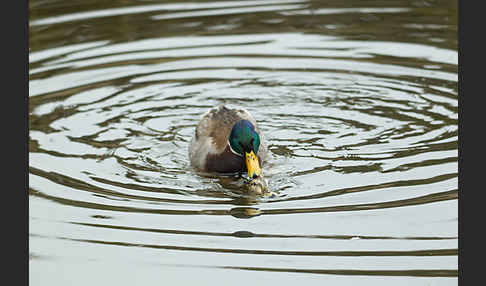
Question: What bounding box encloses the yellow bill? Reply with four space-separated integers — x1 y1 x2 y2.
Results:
245 150 261 179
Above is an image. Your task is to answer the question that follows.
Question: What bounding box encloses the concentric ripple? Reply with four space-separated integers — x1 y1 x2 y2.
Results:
29 0 458 285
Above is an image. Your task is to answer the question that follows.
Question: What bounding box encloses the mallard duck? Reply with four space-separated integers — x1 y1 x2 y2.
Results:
189 105 267 179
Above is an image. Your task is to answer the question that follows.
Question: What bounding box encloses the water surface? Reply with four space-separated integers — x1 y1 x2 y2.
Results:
29 0 458 285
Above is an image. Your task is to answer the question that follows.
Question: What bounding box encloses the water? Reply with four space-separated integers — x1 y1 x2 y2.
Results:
29 0 458 285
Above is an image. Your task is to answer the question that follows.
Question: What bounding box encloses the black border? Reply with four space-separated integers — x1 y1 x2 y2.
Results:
24 0 29 285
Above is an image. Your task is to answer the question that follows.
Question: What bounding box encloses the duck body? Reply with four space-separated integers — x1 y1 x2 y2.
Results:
189 105 267 177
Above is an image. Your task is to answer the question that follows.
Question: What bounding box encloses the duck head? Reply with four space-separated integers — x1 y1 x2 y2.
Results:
228 120 261 179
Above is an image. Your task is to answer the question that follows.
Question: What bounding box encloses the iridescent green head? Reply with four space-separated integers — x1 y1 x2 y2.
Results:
229 120 260 155
228 120 261 178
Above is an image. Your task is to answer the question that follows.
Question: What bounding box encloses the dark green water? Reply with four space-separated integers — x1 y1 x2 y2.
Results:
29 0 458 285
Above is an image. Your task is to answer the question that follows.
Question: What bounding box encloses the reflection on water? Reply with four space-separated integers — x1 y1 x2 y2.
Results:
29 0 458 285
